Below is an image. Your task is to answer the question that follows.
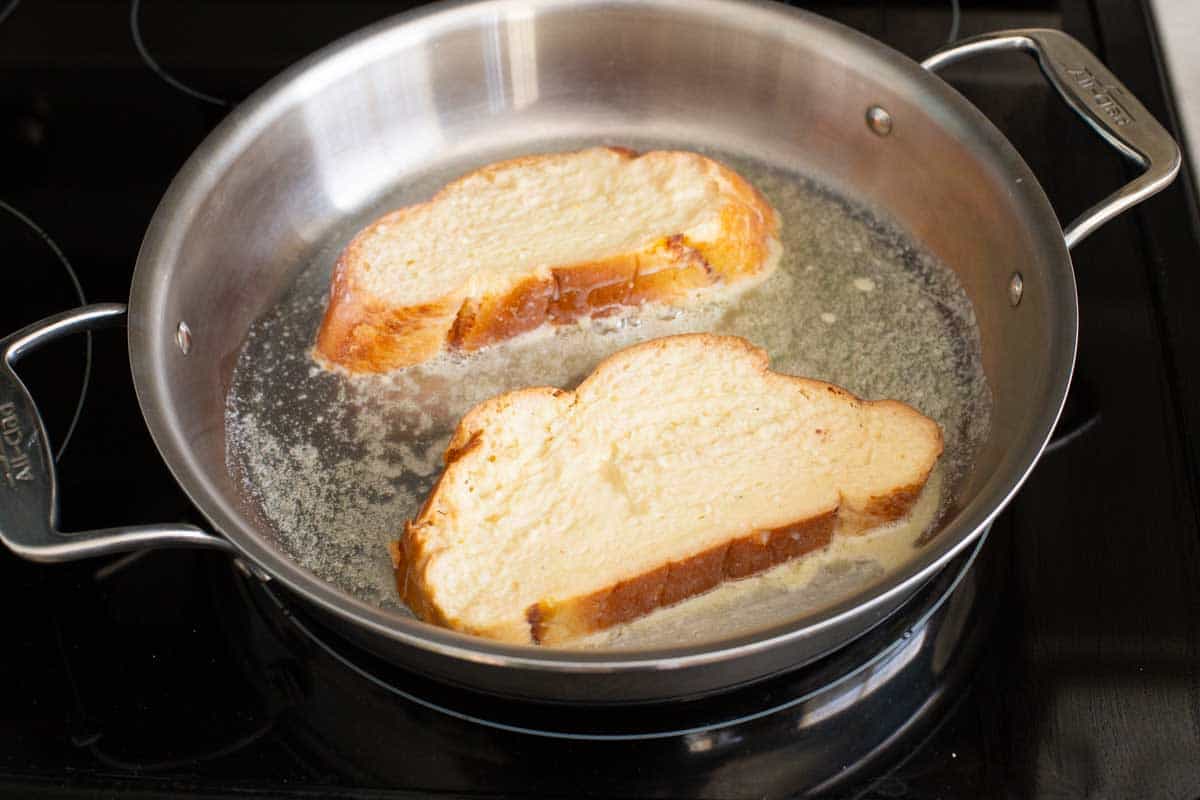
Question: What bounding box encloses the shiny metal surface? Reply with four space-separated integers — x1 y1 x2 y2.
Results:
175 320 192 355
0 0 1172 701
0 304 235 563
1009 273 1024 307
865 105 894 137
923 28 1182 249
127 0 1080 700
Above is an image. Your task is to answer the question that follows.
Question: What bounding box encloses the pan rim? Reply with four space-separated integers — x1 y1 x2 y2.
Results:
128 0 1076 673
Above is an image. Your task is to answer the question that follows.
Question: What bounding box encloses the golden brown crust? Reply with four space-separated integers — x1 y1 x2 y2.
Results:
312 148 780 373
391 532 440 627
448 275 557 351
312 251 461 373
525 605 548 645
525 511 837 645
864 480 926 523
547 259 639 323
834 479 929 537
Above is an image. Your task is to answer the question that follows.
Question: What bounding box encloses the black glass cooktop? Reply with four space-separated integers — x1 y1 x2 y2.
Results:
3 1 1200 797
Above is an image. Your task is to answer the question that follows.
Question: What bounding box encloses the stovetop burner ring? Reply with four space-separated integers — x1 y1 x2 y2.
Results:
0 198 90 463
130 0 230 108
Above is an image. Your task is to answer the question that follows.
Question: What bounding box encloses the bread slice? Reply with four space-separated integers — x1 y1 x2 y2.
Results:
314 148 780 373
392 334 944 645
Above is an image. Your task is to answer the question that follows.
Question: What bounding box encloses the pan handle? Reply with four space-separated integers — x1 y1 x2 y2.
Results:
922 28 1181 249
0 304 235 562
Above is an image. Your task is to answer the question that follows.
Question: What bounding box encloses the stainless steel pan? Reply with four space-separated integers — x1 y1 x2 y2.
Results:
0 0 1179 703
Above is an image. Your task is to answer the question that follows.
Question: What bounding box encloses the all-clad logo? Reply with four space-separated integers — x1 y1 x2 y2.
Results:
1063 65 1135 126
0 401 34 487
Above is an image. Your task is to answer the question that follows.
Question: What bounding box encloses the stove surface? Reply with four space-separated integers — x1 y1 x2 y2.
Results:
2 1 1200 798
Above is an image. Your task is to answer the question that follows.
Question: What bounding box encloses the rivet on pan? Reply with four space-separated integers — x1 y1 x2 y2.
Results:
1009 273 1024 306
176 321 192 355
866 105 893 137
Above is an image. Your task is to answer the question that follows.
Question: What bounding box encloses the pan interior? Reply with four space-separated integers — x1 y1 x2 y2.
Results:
132 0 1072 664
223 135 990 649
